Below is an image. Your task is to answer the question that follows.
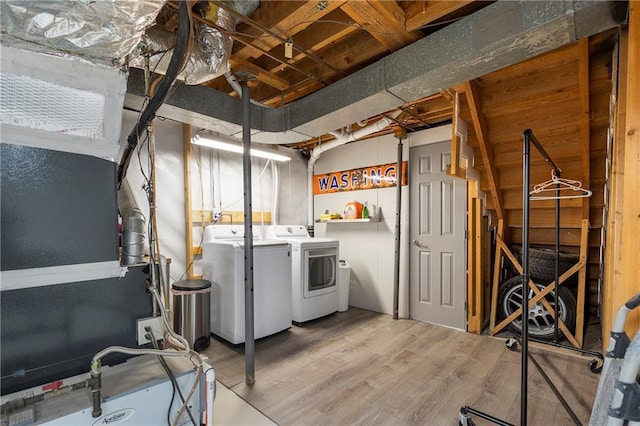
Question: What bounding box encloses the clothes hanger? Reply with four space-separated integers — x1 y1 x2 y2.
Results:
530 170 592 200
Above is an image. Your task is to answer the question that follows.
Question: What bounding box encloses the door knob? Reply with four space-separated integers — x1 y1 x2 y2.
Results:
411 239 419 246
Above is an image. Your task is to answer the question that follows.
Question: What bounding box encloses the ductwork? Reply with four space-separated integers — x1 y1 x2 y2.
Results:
129 2 259 85
306 112 401 227
124 0 620 144
0 1 163 63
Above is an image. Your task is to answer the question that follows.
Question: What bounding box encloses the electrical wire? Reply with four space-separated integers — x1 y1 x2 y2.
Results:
117 0 193 187
148 330 197 426
209 16 465 41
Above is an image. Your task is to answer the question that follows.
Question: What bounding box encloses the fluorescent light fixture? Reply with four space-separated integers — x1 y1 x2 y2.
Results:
192 134 291 162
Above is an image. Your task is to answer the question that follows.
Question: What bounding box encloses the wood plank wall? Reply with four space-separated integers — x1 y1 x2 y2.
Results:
459 30 617 319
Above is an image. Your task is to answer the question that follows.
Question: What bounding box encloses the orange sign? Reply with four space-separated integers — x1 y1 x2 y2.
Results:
313 161 408 195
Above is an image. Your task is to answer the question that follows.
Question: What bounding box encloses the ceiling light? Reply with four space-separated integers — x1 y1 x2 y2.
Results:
192 134 291 162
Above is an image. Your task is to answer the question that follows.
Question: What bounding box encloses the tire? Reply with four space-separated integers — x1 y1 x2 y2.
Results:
506 245 579 283
497 276 577 341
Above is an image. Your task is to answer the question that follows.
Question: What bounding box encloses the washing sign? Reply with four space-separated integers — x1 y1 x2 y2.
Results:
313 161 408 194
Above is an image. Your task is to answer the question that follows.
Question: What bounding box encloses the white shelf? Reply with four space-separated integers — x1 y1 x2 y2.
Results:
316 216 381 223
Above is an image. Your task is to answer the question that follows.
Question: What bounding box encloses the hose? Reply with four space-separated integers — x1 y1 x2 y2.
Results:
89 285 191 417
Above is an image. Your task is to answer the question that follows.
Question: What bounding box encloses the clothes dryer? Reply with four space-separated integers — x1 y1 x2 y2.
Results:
265 225 339 323
202 225 292 344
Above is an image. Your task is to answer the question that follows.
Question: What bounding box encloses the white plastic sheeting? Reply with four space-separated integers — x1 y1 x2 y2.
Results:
120 110 307 281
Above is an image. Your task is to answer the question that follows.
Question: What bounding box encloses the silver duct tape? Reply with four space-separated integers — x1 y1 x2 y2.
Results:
0 0 164 62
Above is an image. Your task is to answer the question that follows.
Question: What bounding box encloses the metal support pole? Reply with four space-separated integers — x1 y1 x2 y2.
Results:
555 182 561 343
240 79 255 385
522 129 532 426
393 137 404 320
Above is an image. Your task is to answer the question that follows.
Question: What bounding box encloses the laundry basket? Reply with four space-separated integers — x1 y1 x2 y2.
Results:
172 279 212 352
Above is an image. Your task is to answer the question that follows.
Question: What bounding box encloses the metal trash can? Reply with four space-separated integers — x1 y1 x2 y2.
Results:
172 279 211 352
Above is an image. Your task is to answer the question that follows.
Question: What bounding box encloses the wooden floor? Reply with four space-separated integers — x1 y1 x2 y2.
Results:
202 308 599 425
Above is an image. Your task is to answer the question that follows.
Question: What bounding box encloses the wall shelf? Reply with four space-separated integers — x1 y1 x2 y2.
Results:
316 207 381 223
316 216 381 223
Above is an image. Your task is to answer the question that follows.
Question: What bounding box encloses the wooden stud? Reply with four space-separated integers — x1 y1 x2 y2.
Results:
575 219 589 346
620 3 640 336
490 220 505 331
577 38 591 221
467 184 484 334
192 209 272 225
448 90 460 176
603 34 627 351
183 124 194 279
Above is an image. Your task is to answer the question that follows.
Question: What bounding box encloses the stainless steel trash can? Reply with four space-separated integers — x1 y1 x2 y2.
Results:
172 279 211 352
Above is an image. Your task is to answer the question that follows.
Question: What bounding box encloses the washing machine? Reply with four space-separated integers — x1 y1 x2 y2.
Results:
202 225 292 344
265 225 339 323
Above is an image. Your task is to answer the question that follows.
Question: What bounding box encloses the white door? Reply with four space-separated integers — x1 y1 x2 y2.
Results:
409 141 466 330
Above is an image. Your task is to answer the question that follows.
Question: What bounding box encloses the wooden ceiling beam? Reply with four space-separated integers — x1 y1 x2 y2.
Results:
254 31 388 104
464 80 505 221
267 9 359 74
340 1 422 51
231 0 347 60
404 1 476 31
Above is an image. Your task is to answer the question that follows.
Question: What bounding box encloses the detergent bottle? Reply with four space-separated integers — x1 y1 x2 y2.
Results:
344 201 363 219
361 202 369 219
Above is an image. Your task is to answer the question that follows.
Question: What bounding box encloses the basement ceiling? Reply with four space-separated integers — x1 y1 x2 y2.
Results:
135 0 494 150
127 1 621 153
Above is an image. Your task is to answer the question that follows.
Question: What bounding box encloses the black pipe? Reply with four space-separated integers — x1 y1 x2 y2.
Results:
522 129 532 426
392 137 403 320
117 1 192 187
460 406 515 426
555 178 561 343
528 336 603 360
241 79 255 385
527 349 582 425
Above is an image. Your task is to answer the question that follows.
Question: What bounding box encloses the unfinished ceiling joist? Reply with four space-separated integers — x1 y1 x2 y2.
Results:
125 1 620 144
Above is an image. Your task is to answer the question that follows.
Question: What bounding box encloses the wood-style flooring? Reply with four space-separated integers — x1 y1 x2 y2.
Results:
202 308 599 425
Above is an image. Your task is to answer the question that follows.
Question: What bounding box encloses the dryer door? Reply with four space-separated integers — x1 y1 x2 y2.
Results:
303 247 337 298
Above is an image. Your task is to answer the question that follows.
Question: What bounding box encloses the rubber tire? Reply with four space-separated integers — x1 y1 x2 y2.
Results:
506 245 579 283
497 276 577 341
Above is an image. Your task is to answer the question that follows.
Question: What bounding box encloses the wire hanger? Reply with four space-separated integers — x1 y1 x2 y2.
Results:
530 170 592 200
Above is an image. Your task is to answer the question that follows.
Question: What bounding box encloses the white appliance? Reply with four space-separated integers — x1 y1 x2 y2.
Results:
202 225 292 344
0 355 213 425
265 225 339 323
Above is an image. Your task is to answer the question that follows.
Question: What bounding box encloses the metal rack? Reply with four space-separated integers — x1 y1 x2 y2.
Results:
460 129 600 425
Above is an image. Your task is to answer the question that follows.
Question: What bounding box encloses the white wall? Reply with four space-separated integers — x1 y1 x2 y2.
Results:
119 110 308 281
313 133 411 316
313 125 454 317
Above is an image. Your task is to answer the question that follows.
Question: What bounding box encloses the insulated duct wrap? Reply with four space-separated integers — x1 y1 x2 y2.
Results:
0 1 163 62
130 1 259 85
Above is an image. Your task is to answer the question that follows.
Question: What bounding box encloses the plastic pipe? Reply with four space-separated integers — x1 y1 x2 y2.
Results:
306 111 401 227
204 362 216 426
